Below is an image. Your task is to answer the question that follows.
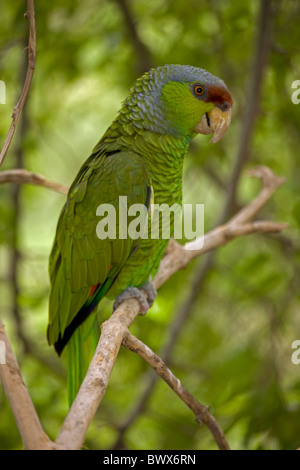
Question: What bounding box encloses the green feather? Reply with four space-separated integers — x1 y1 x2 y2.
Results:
67 315 98 405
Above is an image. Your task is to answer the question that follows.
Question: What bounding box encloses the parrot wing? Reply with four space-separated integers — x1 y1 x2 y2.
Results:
47 146 152 354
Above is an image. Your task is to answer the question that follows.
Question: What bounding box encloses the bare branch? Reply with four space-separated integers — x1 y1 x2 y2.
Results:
0 169 68 195
55 166 286 450
1 166 286 449
0 321 59 449
56 299 230 450
154 167 286 289
122 331 230 450
0 0 36 167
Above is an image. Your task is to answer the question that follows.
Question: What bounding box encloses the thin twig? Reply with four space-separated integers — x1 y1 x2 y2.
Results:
0 0 36 167
122 331 230 450
111 252 214 450
0 169 69 195
9 45 30 358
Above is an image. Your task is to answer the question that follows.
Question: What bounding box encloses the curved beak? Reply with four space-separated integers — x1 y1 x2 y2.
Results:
195 105 232 143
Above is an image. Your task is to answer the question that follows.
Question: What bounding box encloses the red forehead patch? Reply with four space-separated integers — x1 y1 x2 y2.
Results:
206 84 233 107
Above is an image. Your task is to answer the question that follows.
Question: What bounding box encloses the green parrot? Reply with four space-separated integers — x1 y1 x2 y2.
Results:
47 64 233 404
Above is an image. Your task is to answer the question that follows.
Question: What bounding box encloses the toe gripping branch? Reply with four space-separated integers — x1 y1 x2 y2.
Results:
113 281 157 315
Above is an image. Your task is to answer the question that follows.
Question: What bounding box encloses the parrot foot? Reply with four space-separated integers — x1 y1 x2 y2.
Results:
113 281 157 315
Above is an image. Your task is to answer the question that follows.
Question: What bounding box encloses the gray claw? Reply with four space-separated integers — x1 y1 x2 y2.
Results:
113 281 157 315
141 281 157 308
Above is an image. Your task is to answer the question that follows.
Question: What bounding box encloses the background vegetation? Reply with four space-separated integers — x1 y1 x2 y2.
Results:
0 0 300 450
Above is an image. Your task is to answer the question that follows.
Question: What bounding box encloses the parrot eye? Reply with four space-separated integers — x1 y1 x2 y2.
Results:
194 85 204 96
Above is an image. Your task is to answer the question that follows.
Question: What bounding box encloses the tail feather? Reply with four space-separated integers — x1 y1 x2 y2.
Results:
66 313 99 406
57 278 116 405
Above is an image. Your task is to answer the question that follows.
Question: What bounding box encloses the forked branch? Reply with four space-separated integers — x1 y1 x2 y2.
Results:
54 165 285 450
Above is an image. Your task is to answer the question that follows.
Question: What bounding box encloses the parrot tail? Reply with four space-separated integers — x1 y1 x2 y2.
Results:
66 313 99 406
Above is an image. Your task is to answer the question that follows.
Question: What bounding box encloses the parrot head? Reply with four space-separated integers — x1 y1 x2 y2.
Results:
124 64 233 143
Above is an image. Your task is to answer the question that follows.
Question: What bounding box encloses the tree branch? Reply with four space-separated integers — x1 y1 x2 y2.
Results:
0 169 68 195
56 299 141 449
0 321 59 449
154 166 286 289
1 165 285 450
1 164 286 449
54 166 286 450
0 0 36 167
122 331 230 450
9 39 30 359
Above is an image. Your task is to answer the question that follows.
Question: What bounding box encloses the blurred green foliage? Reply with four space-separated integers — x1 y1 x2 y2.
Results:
0 0 300 450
